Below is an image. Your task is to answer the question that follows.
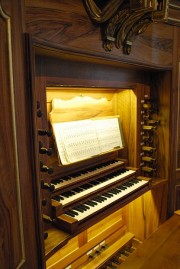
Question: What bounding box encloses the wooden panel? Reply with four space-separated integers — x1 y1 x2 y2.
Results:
150 71 171 180
0 14 21 269
87 208 125 241
175 185 180 210
46 87 117 122
25 0 173 69
35 53 147 88
116 89 137 166
177 61 180 168
125 183 168 241
0 1 42 268
0 3 25 268
46 208 126 268
168 27 180 214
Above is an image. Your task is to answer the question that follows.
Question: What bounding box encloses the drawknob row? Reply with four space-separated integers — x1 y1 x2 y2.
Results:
37 101 54 240
140 96 159 176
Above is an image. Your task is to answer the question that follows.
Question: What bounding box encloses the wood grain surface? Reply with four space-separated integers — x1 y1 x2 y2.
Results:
120 214 180 269
25 0 173 69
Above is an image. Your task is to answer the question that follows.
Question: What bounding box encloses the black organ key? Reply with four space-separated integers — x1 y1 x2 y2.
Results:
128 181 135 185
78 204 87 211
85 201 97 206
66 210 75 217
61 191 74 198
88 167 97 171
80 204 89 210
80 171 87 175
63 176 72 181
116 186 126 191
99 195 107 201
73 204 89 212
72 207 81 213
90 180 100 186
69 172 81 178
110 190 117 195
70 210 79 216
103 192 114 198
82 204 90 210
113 188 122 193
53 196 61 202
93 196 107 203
109 189 119 195
73 206 84 213
124 182 133 187
73 187 84 193
53 195 64 201
67 209 77 216
95 196 105 202
92 197 103 203
51 179 64 185
81 183 93 190
119 185 127 190
97 177 108 183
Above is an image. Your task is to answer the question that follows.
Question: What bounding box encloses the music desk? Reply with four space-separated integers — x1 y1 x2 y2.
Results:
120 210 180 269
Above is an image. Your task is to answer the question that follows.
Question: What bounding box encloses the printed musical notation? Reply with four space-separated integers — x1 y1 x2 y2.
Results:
52 117 124 165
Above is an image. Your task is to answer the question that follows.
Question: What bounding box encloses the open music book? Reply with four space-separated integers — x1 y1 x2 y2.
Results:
50 97 124 165
52 117 124 165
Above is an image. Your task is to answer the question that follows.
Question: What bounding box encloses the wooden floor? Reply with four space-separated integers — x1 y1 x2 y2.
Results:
119 211 180 269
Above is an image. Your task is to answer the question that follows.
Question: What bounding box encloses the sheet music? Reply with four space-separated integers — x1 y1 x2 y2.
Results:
52 117 124 165
53 120 101 164
94 118 123 152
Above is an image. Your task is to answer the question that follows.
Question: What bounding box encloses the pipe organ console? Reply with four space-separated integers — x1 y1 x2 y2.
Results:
33 50 169 269
36 86 166 269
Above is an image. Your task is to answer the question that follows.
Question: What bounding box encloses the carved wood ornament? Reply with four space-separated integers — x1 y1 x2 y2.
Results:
83 0 169 54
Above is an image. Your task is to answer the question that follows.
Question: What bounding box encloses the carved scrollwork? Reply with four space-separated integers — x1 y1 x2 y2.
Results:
83 0 168 54
83 0 125 23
